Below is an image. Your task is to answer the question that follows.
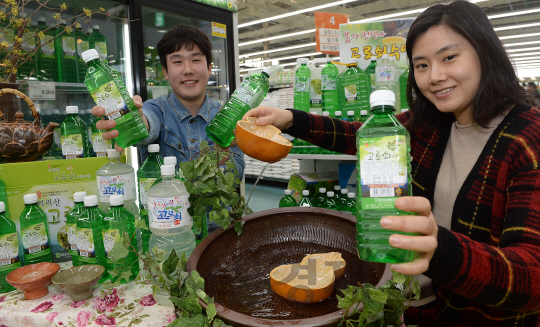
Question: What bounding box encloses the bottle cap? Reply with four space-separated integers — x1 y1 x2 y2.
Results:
370 90 395 107
322 111 330 117
401 109 409 113
66 106 79 114
86 109 93 114
110 194 124 206
361 110 368 115
346 58 357 65
341 188 348 194
155 55 160 60
52 109 60 115
38 16 46 22
347 111 354 116
73 191 87 202
81 49 99 62
107 149 120 158
327 191 335 197
24 193 38 204
334 185 341 191
161 165 175 176
164 156 177 166
319 187 326 193
302 190 309 196
262 67 274 77
284 189 292 195
0 202 5 213
84 195 98 207
335 111 342 116
381 54 390 60
148 144 159 153
92 25 100 30
326 57 333 63
310 111 317 115
297 58 309 64
86 29 92 34
348 192 355 198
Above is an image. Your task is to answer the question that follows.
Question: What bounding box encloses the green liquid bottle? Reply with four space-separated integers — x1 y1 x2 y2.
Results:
206 68 272 147
82 49 149 148
365 59 377 93
314 187 327 208
346 110 355 123
137 144 162 254
356 90 416 263
0 201 21 293
102 195 139 283
88 25 108 65
18 22 38 81
20 193 52 265
360 110 368 123
333 185 343 203
80 109 94 156
36 17 56 81
60 106 90 159
338 59 370 121
279 189 297 207
298 190 313 207
337 188 349 209
400 68 409 112
66 191 86 267
77 195 108 282
321 58 339 116
0 178 10 218
54 21 78 83
324 191 340 210
75 27 90 83
342 192 356 214
90 113 114 157
293 58 311 112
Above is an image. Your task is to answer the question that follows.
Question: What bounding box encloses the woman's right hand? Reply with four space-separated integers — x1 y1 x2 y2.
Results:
243 105 293 130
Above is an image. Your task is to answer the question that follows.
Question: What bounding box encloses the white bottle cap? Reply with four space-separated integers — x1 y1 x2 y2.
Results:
84 195 98 207
81 49 99 62
24 193 38 204
52 109 60 115
334 185 341 191
327 191 335 197
0 202 5 213
346 58 357 65
361 110 368 115
347 111 354 116
322 111 330 117
148 144 159 153
297 58 309 64
310 111 317 115
86 109 93 114
86 29 92 34
348 192 355 198
155 55 160 60
109 194 124 206
319 187 326 193
92 25 100 30
284 189 292 195
66 106 78 114
38 16 46 22
262 67 274 77
381 54 390 60
326 57 333 63
401 109 409 113
302 190 309 196
107 149 120 158
341 188 348 194
335 111 342 116
164 156 177 166
73 191 87 203
370 90 395 107
161 165 175 176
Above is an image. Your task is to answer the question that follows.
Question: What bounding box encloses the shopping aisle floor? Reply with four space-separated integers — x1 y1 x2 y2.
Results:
244 180 287 212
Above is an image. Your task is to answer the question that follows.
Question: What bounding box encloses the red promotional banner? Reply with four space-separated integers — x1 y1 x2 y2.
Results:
315 12 349 56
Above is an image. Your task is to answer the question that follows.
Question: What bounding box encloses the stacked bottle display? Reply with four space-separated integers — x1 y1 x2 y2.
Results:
279 187 355 213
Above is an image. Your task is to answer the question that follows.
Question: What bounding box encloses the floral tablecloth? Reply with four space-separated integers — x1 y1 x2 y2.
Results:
0 263 177 327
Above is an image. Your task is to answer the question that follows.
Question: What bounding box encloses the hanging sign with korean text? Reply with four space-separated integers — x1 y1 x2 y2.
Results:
315 12 349 56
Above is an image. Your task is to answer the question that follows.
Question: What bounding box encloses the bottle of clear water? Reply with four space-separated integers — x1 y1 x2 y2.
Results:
60 106 89 159
356 90 415 263
293 58 311 112
279 189 297 207
365 59 377 93
298 190 313 207
96 149 139 220
77 195 108 282
0 201 20 293
148 165 196 259
314 187 327 208
342 192 356 214
152 156 182 186
66 191 87 267
375 54 400 110
102 194 139 283
206 68 273 147
321 58 339 116
324 191 340 210
20 193 52 264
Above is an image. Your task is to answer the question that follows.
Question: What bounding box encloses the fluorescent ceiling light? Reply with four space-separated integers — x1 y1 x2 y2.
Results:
507 47 540 53
242 52 322 65
499 32 540 40
350 8 424 24
505 40 540 47
238 0 357 28
511 56 540 62
509 52 540 57
514 60 540 65
494 22 540 31
240 43 317 58
239 29 315 47
488 8 540 20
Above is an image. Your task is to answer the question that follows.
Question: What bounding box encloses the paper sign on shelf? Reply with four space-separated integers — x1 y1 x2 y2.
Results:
315 12 349 56
28 81 56 100
212 22 227 38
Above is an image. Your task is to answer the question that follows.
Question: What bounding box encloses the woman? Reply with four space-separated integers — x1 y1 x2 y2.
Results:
244 1 540 326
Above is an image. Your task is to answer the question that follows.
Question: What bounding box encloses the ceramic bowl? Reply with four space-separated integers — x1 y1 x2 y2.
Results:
52 265 105 301
6 262 61 300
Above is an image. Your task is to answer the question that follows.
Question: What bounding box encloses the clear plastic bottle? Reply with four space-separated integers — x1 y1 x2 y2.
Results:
54 20 78 83
102 195 139 283
338 59 370 120
20 193 52 264
0 201 20 293
36 17 56 81
137 144 162 253
298 190 313 207
356 90 415 263
206 68 273 147
399 68 409 112
152 156 182 186
148 165 196 259
75 27 90 83
77 195 108 282
293 58 311 112
314 187 327 208
88 25 108 64
375 54 400 110
321 58 339 115
82 49 149 148
346 110 355 123
341 192 356 214
365 59 377 93
279 189 297 207
66 191 87 267
96 149 139 220
60 106 89 159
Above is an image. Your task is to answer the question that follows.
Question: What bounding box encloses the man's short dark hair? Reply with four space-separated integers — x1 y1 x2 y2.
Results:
157 24 212 71
528 82 537 89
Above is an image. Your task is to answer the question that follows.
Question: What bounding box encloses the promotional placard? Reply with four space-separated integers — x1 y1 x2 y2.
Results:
315 12 349 55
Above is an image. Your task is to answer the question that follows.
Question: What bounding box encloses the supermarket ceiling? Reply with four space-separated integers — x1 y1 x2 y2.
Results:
236 0 540 80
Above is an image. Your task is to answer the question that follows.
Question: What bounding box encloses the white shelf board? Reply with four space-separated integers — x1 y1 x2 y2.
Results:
287 154 356 160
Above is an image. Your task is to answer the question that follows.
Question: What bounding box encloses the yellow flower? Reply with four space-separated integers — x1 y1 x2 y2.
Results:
37 31 45 40
61 3 68 10
75 22 81 29
65 26 72 34
53 13 60 20
84 8 92 17
0 41 8 49
100 7 105 11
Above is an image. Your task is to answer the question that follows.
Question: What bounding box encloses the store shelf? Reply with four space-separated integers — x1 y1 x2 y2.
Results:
287 154 356 160
245 174 290 182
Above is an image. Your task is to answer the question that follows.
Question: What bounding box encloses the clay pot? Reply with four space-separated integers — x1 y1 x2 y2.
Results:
6 262 61 300
52 265 105 301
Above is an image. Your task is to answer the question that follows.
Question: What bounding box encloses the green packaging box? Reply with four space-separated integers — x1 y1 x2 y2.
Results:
287 172 339 204
0 157 112 263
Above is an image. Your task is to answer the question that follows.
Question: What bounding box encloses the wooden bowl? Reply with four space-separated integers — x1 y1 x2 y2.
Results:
6 262 60 300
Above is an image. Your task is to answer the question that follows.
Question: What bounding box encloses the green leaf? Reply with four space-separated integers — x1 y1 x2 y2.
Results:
108 269 120 278
191 314 206 327
337 286 362 310
179 161 197 181
169 296 183 308
108 240 129 260
369 288 388 304
119 270 133 283
182 293 202 316
180 252 188 271
166 318 180 327
224 172 235 187
185 270 205 294
234 221 244 236
194 181 213 194
184 181 198 194
163 249 179 275
392 270 406 284
135 218 149 230
201 140 209 150
225 161 236 171
412 278 421 300
364 297 384 316
151 246 167 262
206 301 217 323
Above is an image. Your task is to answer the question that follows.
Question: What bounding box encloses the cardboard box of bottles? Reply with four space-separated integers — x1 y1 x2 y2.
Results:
287 172 339 204
0 157 114 263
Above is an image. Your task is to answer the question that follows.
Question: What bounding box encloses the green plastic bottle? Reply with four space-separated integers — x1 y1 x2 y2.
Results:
314 187 327 207
293 58 311 112
36 17 56 81
82 49 149 148
298 190 313 207
54 20 78 83
0 201 20 293
90 113 114 157
400 68 409 112
338 59 371 120
88 25 108 64
333 185 343 203
279 189 297 207
346 110 355 123
102 195 139 283
77 195 108 282
75 27 90 83
137 144 162 253
365 59 377 93
356 90 415 263
336 188 348 208
60 106 89 159
324 191 340 210
20 193 52 264
18 21 38 81
334 111 343 121
360 110 369 123
206 68 272 147
66 191 86 267
0 178 10 218
321 58 339 116
342 192 356 214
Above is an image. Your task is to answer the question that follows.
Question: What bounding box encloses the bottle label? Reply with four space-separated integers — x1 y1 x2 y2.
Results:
62 35 76 56
22 32 35 51
232 80 258 107
0 232 20 271
90 81 130 121
40 35 55 55
102 229 120 256
67 222 78 252
321 75 337 90
22 223 50 257
61 133 84 158
54 127 61 147
77 228 96 258
97 174 137 202
375 66 397 82
358 135 409 209
95 41 107 60
92 131 112 156
148 195 192 229
139 178 157 210
343 84 358 102
77 40 90 58
294 76 310 92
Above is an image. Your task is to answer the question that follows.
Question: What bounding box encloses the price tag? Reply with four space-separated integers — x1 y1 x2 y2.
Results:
28 82 56 100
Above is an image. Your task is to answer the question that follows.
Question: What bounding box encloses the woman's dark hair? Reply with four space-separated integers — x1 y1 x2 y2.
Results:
157 24 212 71
405 0 528 130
